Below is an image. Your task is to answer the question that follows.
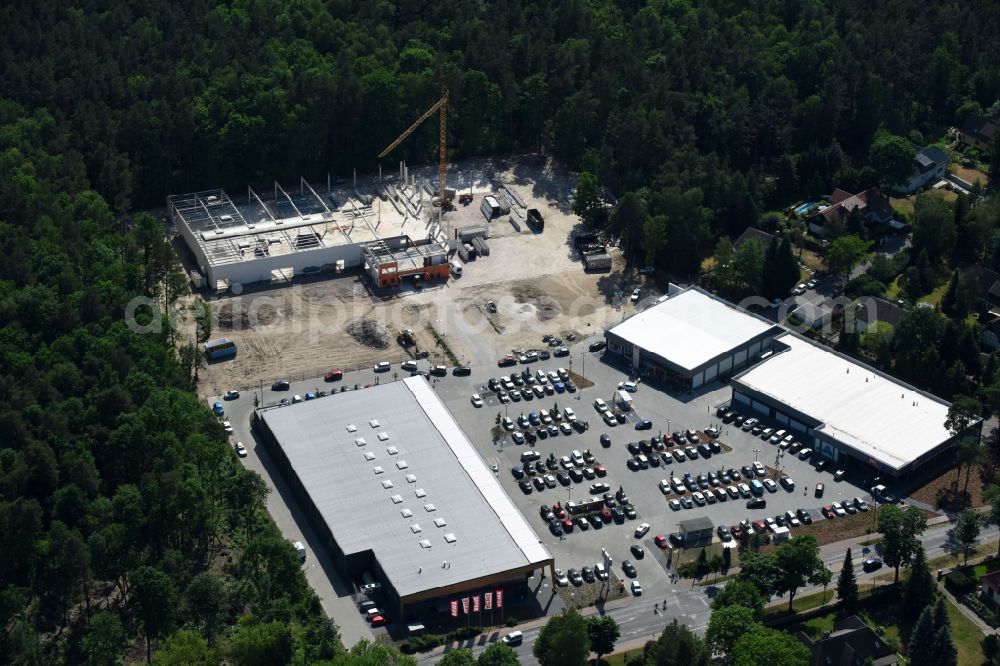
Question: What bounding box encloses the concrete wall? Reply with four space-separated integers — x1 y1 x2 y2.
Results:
206 243 366 287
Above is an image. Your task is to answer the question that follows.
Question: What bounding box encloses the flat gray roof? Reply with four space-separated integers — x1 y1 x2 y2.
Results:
679 516 714 532
260 377 551 598
607 287 780 372
733 334 955 471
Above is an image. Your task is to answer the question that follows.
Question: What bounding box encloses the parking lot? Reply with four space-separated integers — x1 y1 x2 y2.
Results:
214 331 881 632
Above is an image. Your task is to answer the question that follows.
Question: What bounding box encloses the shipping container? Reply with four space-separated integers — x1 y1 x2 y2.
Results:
583 254 612 272
526 208 544 231
204 338 237 360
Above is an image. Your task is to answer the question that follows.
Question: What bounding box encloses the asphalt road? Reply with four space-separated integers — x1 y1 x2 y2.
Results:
417 521 999 664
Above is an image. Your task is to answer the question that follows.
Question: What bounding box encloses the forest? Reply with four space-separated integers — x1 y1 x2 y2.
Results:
2 0 1000 664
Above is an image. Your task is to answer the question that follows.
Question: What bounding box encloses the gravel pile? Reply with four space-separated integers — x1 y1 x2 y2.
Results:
346 318 390 349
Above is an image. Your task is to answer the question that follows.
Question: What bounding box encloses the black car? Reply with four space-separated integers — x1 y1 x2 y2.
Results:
557 472 571 486
669 532 685 546
589 340 607 352
600 433 611 447
452 366 472 376
774 514 786 527
799 511 814 524
569 468 584 482
271 379 291 391
524 431 537 445
629 544 644 560
538 350 551 360
536 428 548 439
588 514 603 528
627 442 642 455
623 505 637 519
612 508 626 523
709 441 722 453
565 380 577 392
622 560 637 577
549 520 563 536
518 479 532 494
746 497 767 509
540 505 553 520
733 414 746 426
721 410 736 423
535 461 546 474
626 458 640 471
533 477 545 491
862 557 883 572
581 566 596 583
511 466 525 479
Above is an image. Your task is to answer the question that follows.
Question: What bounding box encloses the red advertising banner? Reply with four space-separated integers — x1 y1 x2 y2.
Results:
461 597 470 614
484 592 493 610
495 589 504 608
472 595 480 612
450 600 459 618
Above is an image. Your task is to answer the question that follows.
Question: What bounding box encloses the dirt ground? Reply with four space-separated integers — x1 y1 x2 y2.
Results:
779 507 939 548
949 163 990 188
910 465 988 511
195 157 638 398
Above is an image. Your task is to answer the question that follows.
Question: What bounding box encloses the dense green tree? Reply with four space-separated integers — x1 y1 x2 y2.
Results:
913 193 957 263
229 620 293 666
826 234 869 281
132 566 177 662
573 172 602 227
903 546 936 621
737 550 782 599
643 215 669 267
877 504 929 583
836 548 859 614
331 640 416 666
734 239 766 295
711 579 766 619
587 615 620 663
151 630 216 666
184 572 227 643
439 649 477 666
81 611 128 666
869 130 916 190
893 307 948 386
644 620 708 666
477 643 521 666
730 627 810 666
534 608 590 666
908 605 937 666
773 535 828 611
609 192 647 263
859 322 894 368
955 508 983 564
705 605 760 656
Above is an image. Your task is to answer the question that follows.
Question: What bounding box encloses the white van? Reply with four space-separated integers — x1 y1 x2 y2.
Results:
293 541 306 563
450 260 463 276
501 631 523 646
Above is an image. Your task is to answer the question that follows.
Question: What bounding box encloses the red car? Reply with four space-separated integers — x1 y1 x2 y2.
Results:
552 503 566 520
324 369 343 382
654 534 669 549
594 463 607 477
498 356 517 367
821 506 836 519
730 524 743 539
753 520 767 532
600 508 612 523
370 615 389 627
563 518 574 532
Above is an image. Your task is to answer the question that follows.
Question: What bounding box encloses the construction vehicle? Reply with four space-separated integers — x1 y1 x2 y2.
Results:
379 91 450 206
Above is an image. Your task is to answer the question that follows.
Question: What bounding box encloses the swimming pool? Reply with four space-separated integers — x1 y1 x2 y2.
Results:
794 201 817 214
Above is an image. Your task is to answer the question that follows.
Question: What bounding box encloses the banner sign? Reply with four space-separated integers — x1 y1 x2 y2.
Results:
495 589 504 608
461 597 470 614
472 595 480 612
450 600 459 617
484 592 493 610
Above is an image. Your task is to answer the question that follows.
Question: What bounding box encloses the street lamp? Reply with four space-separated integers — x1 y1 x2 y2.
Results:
754 448 761 462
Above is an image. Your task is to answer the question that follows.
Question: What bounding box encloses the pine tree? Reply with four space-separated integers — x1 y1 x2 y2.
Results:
933 598 951 634
903 546 935 621
836 548 860 614
941 270 960 317
908 605 937 666
932 625 958 666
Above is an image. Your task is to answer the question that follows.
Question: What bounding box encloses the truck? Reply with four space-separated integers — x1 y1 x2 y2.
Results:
526 208 544 231
573 232 600 248
583 254 612 272
204 337 237 360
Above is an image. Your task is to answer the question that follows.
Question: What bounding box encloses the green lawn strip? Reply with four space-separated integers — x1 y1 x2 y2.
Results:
944 595 987 666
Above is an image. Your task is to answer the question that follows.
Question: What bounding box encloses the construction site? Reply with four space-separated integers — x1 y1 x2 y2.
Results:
173 92 636 397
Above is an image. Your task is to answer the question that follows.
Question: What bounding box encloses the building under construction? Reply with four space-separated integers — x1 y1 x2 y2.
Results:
168 176 449 292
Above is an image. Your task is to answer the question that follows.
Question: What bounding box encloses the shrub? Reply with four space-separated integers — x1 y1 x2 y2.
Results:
945 570 975 593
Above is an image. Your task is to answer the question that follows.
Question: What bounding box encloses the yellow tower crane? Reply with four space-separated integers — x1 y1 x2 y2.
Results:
378 90 450 205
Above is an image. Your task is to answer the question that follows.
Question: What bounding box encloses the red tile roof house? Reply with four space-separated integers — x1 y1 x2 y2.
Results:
807 187 897 236
980 570 1000 609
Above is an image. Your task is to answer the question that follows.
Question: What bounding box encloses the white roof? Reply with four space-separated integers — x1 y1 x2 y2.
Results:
259 377 551 598
733 334 954 470
608 287 778 371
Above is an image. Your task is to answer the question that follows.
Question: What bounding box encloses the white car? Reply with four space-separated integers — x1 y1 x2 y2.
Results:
831 502 847 517
594 398 609 413
373 361 391 372
553 569 569 586
692 491 706 506
669 499 682 511
738 483 751 497
292 394 303 403
635 523 651 538
511 431 525 444
564 407 577 421
571 450 584 466
631 580 642 596
618 380 638 392
762 478 778 493
658 479 672 494
765 517 777 531
631 288 641 302
557 368 569 380
471 393 483 407
560 422 573 435
502 416 514 431
401 360 418 372
548 371 560 382
535 371 548 384
595 563 609 580
602 412 618 426
560 455 574 469
223 420 233 433
224 390 240 400
235 442 247 458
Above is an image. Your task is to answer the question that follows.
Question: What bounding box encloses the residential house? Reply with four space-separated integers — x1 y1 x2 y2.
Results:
900 146 949 194
854 297 906 334
981 316 1000 350
733 227 778 251
807 187 896 236
981 570 1000 607
958 113 997 152
976 267 1000 310
795 615 899 666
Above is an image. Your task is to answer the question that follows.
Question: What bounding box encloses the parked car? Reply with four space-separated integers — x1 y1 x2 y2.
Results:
373 362 391 372
746 497 766 509
589 340 607 352
635 419 653 430
862 557 883 572
631 580 642 596
471 393 483 407
271 379 290 391
224 390 241 400
622 560 637 577
235 442 247 457
815 483 825 497
635 522 651 538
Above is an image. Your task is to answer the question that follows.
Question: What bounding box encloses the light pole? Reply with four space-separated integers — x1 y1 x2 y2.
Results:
667 419 671 436
754 448 761 462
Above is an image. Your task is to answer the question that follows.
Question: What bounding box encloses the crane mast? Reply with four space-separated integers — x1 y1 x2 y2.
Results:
378 91 449 205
